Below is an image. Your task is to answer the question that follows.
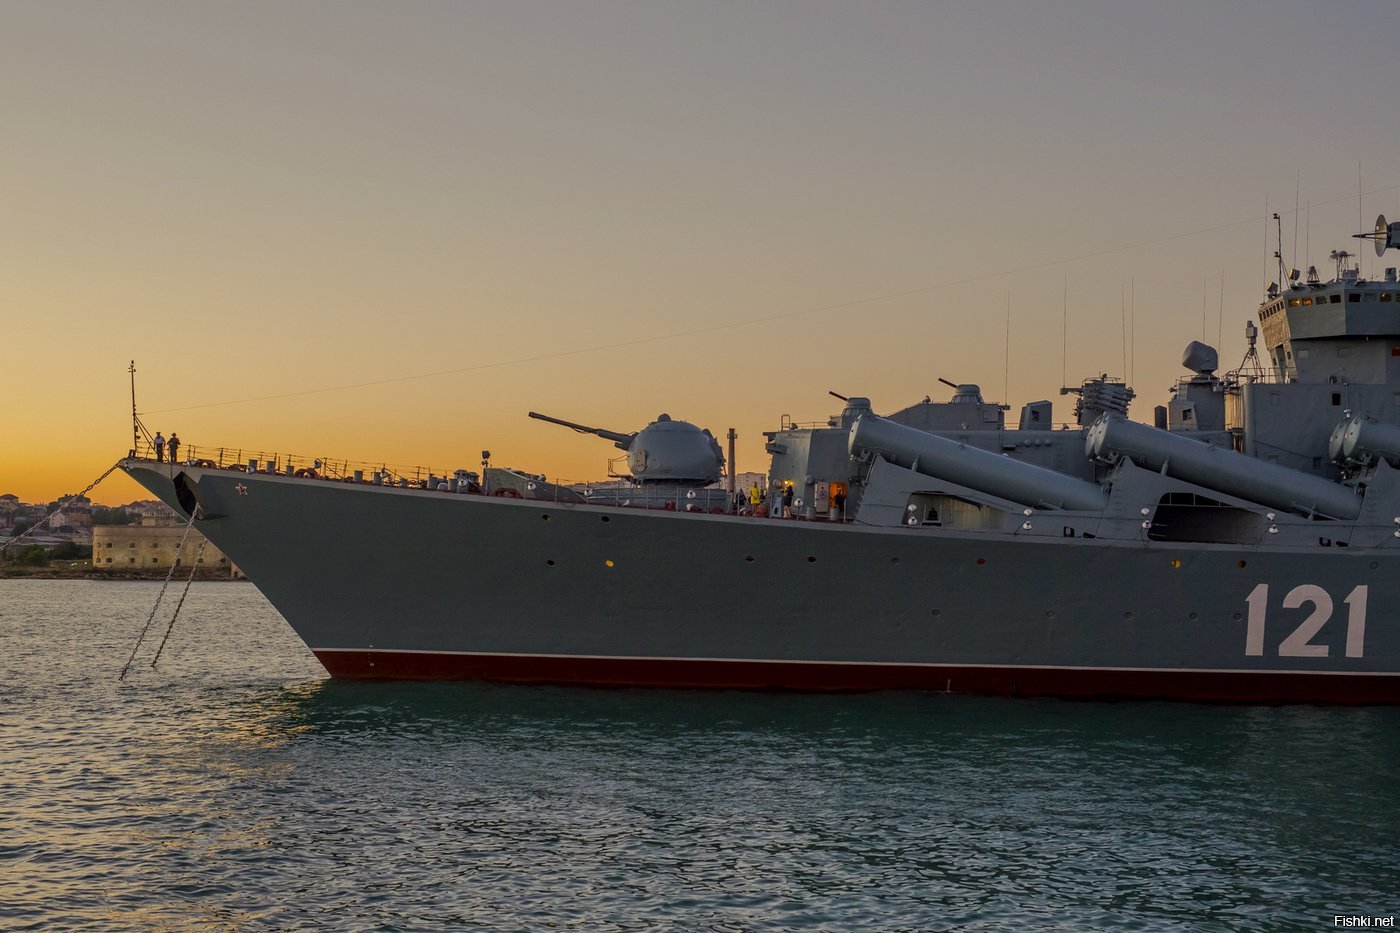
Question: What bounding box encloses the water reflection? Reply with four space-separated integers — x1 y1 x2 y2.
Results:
7 581 1400 930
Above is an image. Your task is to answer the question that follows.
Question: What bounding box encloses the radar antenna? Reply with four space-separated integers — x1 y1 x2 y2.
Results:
1227 320 1266 384
1354 214 1400 258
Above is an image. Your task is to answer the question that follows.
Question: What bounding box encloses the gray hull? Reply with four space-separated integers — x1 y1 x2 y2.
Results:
124 462 1400 702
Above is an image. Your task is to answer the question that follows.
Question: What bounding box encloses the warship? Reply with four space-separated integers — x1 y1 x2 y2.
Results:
122 218 1400 702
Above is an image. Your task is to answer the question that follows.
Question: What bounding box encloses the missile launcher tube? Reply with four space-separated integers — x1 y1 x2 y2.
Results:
1329 415 1400 467
1086 415 1360 520
849 415 1109 511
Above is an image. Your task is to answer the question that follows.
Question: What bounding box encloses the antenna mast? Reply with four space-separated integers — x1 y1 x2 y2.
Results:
1119 284 1126 380
1004 293 1011 404
1130 277 1135 387
129 360 139 457
1217 271 1225 349
1292 172 1300 272
1202 277 1208 342
1061 277 1068 389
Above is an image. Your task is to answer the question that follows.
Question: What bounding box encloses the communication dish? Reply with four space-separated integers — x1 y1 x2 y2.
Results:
1356 214 1400 257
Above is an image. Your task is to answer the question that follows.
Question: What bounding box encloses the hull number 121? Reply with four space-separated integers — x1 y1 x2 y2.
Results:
1244 583 1367 658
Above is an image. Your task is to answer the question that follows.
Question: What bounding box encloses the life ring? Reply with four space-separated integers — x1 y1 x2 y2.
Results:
493 487 523 498
193 459 216 469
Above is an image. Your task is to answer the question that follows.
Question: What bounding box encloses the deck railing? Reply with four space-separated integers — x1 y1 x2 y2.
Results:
127 440 855 520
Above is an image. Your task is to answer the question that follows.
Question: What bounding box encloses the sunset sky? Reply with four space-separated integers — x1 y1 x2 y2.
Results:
5 1 1400 505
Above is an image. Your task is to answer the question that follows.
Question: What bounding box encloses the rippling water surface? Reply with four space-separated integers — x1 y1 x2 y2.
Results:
2 579 1398 930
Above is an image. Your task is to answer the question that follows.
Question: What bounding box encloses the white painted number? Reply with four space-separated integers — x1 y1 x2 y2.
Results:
1278 584 1332 658
1344 586 1367 659
1243 583 1368 658
1244 583 1268 657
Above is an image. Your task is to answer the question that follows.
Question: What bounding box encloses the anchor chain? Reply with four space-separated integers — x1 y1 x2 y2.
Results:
118 505 202 680
149 535 210 669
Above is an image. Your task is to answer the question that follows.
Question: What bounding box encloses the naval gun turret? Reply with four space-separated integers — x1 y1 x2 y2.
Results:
528 411 724 486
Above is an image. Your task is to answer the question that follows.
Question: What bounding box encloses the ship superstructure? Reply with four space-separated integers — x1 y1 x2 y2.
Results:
120 218 1400 702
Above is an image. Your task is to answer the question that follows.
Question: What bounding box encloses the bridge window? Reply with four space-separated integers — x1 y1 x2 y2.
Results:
1383 293 1393 302
1302 297 1313 306
1331 295 1342 303
1349 293 1361 303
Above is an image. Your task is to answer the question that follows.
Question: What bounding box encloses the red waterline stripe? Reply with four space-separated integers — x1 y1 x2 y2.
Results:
311 650 1400 703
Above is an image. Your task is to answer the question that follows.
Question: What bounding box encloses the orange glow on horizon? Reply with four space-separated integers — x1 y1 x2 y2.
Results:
5 3 1398 507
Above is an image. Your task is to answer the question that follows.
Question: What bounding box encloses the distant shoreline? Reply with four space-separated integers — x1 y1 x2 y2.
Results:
0 565 243 581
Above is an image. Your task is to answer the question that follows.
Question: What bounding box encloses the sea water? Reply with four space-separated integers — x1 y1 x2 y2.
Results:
2 579 1398 930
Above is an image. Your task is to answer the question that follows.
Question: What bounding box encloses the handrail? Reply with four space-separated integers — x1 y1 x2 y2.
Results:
122 440 857 519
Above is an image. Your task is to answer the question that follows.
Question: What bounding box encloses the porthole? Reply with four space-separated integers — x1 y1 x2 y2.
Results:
546 559 555 566
601 516 611 523
976 558 986 566
744 555 754 563
807 556 816 563
541 514 550 522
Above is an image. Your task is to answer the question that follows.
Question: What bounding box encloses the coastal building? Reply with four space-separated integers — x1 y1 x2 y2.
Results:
48 494 93 529
122 500 172 521
91 522 242 577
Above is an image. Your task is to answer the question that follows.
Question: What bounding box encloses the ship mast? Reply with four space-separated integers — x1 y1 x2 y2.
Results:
129 360 139 457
